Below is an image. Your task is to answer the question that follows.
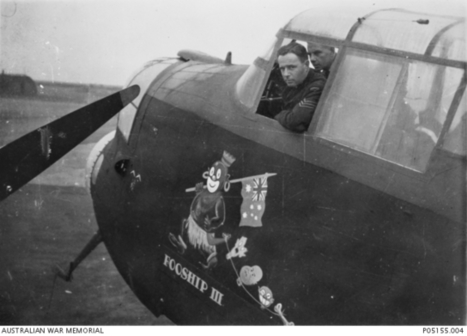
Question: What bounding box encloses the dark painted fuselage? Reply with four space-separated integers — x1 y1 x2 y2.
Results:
90 56 465 325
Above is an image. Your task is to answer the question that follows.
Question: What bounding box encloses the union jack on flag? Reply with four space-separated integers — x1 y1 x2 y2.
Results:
251 177 268 202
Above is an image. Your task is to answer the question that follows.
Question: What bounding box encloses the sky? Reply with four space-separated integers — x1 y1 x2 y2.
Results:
1 0 465 86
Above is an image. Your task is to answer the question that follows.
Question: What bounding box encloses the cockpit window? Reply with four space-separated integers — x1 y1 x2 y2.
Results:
443 88 466 156
236 37 280 110
316 47 464 172
255 39 333 129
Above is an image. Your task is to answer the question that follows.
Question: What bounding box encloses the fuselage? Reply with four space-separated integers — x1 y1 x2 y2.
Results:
89 7 466 325
90 58 465 325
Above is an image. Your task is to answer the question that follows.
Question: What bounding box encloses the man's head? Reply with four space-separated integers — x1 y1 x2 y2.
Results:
277 42 310 87
307 43 336 73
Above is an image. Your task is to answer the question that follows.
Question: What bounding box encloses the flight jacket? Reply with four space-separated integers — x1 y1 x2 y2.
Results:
274 70 326 133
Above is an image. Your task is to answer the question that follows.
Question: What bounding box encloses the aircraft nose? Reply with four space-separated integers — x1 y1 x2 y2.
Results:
85 131 116 192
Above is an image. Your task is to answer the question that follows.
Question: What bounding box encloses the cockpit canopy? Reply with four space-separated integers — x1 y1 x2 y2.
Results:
284 8 465 61
236 7 466 171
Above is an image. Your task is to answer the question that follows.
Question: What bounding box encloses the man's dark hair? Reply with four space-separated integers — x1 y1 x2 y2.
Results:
307 43 337 54
277 42 309 63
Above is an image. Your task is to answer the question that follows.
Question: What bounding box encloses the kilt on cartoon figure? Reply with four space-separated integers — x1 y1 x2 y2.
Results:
169 151 235 269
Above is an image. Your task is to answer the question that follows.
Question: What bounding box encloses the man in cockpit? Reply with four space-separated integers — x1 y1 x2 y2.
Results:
307 42 336 78
273 42 326 133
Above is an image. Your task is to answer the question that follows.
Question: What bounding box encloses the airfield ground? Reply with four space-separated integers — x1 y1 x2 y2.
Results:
0 93 173 325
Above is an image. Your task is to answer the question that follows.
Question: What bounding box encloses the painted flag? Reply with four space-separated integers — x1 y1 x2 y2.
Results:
239 174 270 228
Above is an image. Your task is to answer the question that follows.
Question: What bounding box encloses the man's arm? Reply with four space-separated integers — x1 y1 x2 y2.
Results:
274 80 324 133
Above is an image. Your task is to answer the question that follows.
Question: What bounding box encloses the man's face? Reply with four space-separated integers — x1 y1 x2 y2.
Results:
277 53 309 87
308 44 335 72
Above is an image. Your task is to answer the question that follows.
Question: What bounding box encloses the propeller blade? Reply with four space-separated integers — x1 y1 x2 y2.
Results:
0 84 140 201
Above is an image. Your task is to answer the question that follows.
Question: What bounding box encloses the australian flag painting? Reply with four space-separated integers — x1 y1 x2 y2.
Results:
238 173 276 228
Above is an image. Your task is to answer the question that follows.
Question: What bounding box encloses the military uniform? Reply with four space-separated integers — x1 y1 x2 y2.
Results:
274 70 326 133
